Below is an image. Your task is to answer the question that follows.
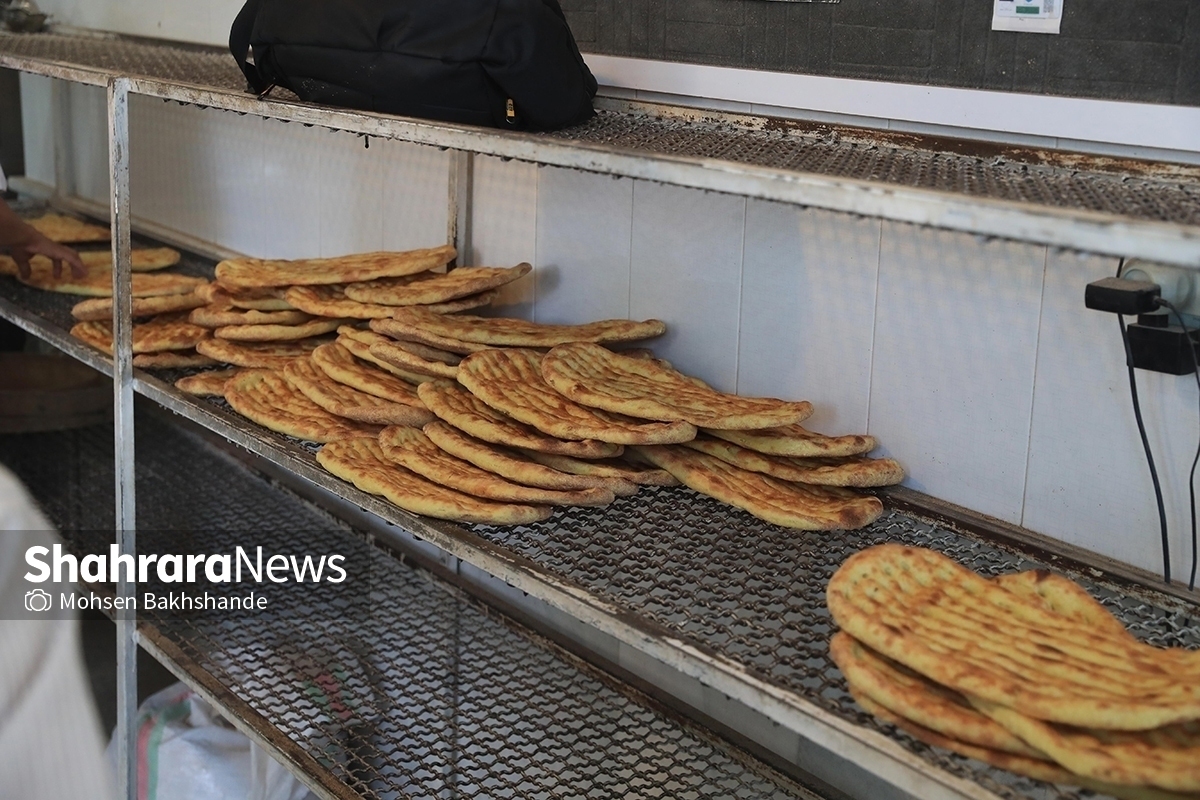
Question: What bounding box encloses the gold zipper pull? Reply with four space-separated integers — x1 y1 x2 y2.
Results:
505 98 516 124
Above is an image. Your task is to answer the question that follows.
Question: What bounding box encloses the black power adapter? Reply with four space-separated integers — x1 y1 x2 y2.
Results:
1085 276 1199 375
1084 276 1161 315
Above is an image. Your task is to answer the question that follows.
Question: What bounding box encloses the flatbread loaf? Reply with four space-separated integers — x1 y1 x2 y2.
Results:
705 424 876 458
282 357 434 426
214 317 350 342
311 343 425 406
132 350 218 369
215 245 456 289
378 307 666 348
190 304 312 328
0 247 180 277
378 426 614 506
420 290 500 314
417 380 623 459
369 340 458 379
175 368 242 397
224 369 381 442
846 691 1196 800
17 267 204 297
316 437 551 525
519 449 677 487
199 284 295 311
633 444 884 530
825 544 1200 731
368 317 491 355
284 285 396 319
26 212 109 243
458 349 697 445
683 437 903 487
72 291 207 321
344 263 531 306
336 328 431 383
423 421 627 492
71 314 209 354
195 337 330 368
543 342 813 430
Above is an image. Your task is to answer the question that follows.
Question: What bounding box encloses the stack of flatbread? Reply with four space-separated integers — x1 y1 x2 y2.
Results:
828 544 1200 798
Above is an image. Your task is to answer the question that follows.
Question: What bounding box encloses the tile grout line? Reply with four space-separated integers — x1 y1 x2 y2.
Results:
733 197 748 394
1018 245 1052 529
862 219 884 435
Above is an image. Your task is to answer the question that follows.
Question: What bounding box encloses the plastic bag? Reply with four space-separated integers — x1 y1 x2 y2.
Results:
106 682 317 800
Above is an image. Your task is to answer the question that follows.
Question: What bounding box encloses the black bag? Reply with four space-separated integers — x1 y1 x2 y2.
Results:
229 0 597 131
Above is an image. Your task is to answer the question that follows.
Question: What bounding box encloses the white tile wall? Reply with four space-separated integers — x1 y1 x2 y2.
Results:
66 83 108 205
26 91 1200 576
534 167 633 325
739 202 880 434
629 182 746 392
17 74 54 187
868 222 1046 525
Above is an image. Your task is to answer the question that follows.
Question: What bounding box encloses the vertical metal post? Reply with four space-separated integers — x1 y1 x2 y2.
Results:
51 78 74 202
107 75 137 800
446 150 473 268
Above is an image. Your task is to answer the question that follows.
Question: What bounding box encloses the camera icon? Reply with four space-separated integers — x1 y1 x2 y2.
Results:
24 589 53 612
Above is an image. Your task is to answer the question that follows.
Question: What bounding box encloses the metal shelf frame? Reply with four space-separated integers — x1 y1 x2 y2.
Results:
2 28 1199 800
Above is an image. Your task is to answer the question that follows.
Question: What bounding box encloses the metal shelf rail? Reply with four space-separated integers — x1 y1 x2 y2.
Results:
0 415 825 800
3 248 1199 800
1 31 1199 267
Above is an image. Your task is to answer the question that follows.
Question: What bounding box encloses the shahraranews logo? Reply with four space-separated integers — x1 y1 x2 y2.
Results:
24 544 347 612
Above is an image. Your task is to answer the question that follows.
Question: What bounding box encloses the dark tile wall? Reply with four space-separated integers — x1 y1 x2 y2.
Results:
562 0 1200 105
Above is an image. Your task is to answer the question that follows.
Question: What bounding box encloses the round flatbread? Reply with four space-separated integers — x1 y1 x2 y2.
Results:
224 369 382 442
175 368 242 397
214 317 350 342
344 263 531 306
72 290 207 321
195 337 331 368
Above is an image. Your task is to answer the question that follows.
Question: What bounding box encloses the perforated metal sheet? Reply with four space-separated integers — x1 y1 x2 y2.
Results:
0 417 821 800
1 32 1198 228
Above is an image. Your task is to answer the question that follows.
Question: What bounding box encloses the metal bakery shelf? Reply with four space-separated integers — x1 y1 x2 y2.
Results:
0 413 826 800
3 254 1199 800
2 31 1200 266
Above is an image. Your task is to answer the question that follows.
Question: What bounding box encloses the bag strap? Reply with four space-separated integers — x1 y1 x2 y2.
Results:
229 0 268 93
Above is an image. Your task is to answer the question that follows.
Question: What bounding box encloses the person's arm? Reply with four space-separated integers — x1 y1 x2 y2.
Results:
0 203 86 280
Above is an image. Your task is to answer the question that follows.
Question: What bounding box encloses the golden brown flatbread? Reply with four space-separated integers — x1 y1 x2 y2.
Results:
378 307 666 348
72 291 207 321
215 245 456 289
190 304 312 328
368 317 491 355
423 421 628 492
199 283 296 311
132 350 218 369
175 368 242 397
633 444 884 530
369 340 458 379
705 424 877 458
195 337 330 368
282 356 434 426
825 544 1200 731
336 327 431 383
26 212 109 243
0 247 179 276
17 267 204 297
214 317 350 342
417 380 623 459
542 343 813 430
284 285 396 319
420 290 499 314
519 449 677 486
683 437 903 487
378 426 614 506
457 349 697 445
345 263 531 306
224 369 381 442
71 314 209 354
316 437 551 525
311 342 425 406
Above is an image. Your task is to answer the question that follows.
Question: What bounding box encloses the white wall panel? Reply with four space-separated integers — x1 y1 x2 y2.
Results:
534 167 633 325
66 83 108 205
470 156 538 319
378 139 451 253
18 74 54 186
38 0 241 46
629 182 746 392
257 119 323 259
1022 250 1199 578
868 223 1046 524
739 202 879 434
316 131 384 257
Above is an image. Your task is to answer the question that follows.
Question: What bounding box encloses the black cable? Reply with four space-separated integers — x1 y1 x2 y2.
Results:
1156 297 1200 591
1116 258 1171 584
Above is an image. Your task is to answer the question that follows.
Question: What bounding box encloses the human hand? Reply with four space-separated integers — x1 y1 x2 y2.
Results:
10 232 86 281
